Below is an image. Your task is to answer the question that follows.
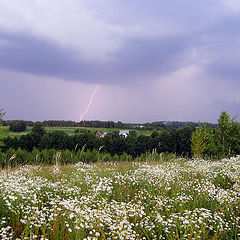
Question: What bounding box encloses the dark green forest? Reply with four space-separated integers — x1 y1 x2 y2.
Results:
0 111 240 167
1 123 195 157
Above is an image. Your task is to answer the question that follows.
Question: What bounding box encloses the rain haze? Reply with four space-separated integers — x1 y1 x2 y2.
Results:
0 0 240 123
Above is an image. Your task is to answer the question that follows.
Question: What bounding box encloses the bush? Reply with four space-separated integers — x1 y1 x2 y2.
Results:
9 120 27 132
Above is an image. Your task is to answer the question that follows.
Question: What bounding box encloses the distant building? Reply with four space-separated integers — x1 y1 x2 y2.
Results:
96 131 109 138
95 131 101 137
100 131 109 138
119 130 129 138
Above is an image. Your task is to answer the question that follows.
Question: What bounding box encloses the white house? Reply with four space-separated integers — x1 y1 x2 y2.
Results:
119 130 129 138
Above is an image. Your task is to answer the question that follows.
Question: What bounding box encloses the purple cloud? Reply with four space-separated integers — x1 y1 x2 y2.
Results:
0 0 240 122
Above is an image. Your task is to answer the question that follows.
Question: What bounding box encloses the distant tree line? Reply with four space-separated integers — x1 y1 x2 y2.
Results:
4 120 34 127
1 121 196 157
3 119 217 130
163 121 217 129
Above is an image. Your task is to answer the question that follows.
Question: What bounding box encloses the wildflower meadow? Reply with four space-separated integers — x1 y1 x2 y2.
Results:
0 156 239 239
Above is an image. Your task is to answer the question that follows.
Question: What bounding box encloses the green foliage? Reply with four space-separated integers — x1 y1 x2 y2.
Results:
9 120 27 132
0 108 6 126
1 125 201 159
212 173 235 190
208 111 240 157
191 123 208 158
1 111 240 159
177 126 196 156
217 111 233 156
32 122 46 137
0 109 6 149
0 148 134 168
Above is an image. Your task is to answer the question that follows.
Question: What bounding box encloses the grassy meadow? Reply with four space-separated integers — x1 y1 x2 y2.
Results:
0 156 239 239
0 126 153 139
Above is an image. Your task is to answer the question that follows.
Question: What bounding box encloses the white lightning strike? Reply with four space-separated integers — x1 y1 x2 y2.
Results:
80 84 100 121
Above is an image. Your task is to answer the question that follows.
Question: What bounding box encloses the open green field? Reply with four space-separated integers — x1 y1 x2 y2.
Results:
0 127 10 138
0 126 153 138
0 157 239 239
0 126 32 138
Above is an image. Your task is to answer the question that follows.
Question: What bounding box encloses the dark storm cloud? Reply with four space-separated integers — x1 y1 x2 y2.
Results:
0 0 240 87
109 36 190 81
0 31 97 80
0 31 193 85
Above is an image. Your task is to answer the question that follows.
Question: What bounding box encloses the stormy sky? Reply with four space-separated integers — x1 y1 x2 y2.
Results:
0 0 240 123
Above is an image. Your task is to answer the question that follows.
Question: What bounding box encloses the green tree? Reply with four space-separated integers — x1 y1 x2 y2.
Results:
0 109 6 149
207 111 240 158
125 134 137 156
103 135 114 154
9 120 27 132
216 111 240 157
177 126 195 156
135 135 151 156
191 123 208 158
31 122 46 148
0 108 6 126
32 122 46 137
217 112 232 154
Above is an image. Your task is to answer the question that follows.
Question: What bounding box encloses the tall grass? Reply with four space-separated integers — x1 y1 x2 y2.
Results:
0 148 177 169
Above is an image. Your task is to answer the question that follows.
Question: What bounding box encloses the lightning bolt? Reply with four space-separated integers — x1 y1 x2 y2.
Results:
80 84 100 121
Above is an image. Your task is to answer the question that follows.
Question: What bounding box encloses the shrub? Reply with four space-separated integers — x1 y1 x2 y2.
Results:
9 120 27 132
